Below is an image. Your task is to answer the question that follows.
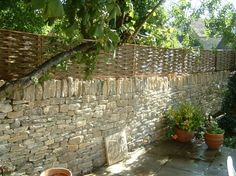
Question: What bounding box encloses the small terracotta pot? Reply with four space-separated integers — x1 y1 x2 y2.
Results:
205 133 224 150
40 168 72 176
174 128 194 142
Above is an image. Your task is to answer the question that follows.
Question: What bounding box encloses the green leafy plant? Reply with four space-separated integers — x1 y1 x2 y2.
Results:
164 102 205 137
224 136 236 149
205 119 225 134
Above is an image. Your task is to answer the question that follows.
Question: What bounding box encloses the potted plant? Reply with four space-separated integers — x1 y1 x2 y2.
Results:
205 119 224 150
40 168 72 176
164 102 205 142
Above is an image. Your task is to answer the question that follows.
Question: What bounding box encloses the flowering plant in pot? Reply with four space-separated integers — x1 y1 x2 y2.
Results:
204 119 224 150
164 102 205 142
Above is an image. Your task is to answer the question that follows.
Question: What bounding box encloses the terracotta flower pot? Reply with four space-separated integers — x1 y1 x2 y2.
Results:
174 128 194 142
40 168 72 176
205 133 224 150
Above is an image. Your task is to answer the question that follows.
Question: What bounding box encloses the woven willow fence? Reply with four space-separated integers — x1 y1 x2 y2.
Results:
0 29 235 80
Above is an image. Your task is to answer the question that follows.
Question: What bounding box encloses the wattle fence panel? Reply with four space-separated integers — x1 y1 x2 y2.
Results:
0 29 235 81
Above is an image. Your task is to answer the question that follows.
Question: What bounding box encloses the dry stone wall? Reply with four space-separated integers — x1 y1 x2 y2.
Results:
0 71 230 175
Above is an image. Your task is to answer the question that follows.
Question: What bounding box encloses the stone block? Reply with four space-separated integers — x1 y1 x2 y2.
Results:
0 144 10 155
93 110 103 118
69 135 84 144
61 79 68 97
68 103 81 111
0 103 12 113
0 112 6 119
10 119 21 128
43 80 51 99
10 144 25 152
35 84 43 100
67 144 79 152
68 110 75 116
23 85 35 101
76 120 86 127
45 139 54 145
24 139 35 146
8 132 28 142
74 79 80 97
55 80 62 98
7 110 23 119
49 80 57 98
29 153 45 162
68 77 75 97
49 98 65 105
102 81 108 96
58 152 75 162
13 90 23 101
43 105 59 115
83 81 91 95
60 104 69 113
0 134 10 142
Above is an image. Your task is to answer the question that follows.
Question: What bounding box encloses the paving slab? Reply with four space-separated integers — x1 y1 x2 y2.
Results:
85 140 236 176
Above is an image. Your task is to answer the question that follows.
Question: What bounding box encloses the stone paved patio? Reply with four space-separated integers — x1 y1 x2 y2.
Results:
86 140 236 176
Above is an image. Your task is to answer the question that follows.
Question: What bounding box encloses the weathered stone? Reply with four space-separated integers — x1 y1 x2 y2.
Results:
74 79 80 96
24 107 43 116
23 85 35 101
83 81 91 95
49 80 57 98
35 84 43 100
68 77 75 97
0 112 6 119
68 103 81 111
68 110 75 116
0 144 10 155
55 80 62 98
43 80 51 99
69 135 84 144
102 80 108 96
93 110 103 118
0 103 12 113
0 134 10 142
61 79 68 97
67 144 79 151
7 110 23 119
13 89 23 101
76 120 87 127
58 152 75 163
10 144 25 152
60 104 69 113
45 139 54 145
23 139 35 146
8 132 28 142
43 105 59 115
10 119 21 128
29 153 45 162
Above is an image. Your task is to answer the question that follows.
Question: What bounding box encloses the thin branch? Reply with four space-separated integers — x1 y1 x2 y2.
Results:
127 0 165 42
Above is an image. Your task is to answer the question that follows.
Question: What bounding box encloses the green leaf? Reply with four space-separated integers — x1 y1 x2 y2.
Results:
93 23 104 38
31 0 46 9
45 0 64 18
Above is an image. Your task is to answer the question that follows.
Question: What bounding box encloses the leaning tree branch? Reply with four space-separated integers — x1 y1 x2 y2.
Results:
0 41 95 99
0 0 165 99
126 0 165 42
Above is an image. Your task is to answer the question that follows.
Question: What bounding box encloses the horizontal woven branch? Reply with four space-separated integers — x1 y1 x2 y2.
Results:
0 29 235 80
